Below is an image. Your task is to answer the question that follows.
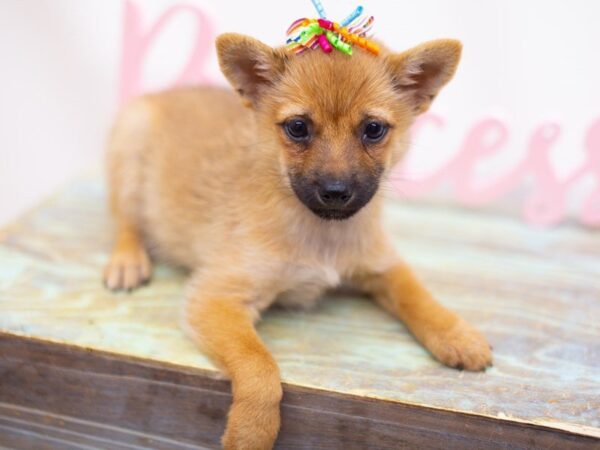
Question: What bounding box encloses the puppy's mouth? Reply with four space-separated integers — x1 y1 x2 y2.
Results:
308 206 361 221
289 174 379 221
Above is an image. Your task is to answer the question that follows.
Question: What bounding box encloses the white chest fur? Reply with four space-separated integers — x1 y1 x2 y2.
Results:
275 262 341 309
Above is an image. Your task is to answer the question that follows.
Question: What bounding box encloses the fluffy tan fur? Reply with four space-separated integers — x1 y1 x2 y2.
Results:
104 33 491 449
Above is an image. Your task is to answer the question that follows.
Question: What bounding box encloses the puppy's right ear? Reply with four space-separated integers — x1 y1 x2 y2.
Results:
216 33 287 107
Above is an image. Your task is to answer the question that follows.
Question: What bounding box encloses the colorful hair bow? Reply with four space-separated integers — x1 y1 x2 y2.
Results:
286 0 380 56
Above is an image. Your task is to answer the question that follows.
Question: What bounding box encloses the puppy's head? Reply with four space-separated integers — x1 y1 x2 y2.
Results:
217 33 461 220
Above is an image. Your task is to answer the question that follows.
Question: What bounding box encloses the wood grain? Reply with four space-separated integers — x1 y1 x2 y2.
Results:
0 176 599 448
1 333 597 450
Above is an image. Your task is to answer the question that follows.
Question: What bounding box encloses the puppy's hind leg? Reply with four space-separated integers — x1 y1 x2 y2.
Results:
103 99 154 291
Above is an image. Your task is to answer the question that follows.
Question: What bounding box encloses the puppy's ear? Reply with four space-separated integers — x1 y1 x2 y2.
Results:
216 33 287 107
387 39 462 114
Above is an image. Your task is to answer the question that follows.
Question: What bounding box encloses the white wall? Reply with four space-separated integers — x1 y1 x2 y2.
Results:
1 0 599 225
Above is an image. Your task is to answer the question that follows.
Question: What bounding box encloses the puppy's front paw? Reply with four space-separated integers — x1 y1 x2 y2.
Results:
425 319 492 371
103 247 152 291
222 399 280 450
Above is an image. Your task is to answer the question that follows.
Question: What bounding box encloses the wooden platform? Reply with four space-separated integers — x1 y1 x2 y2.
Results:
0 177 598 449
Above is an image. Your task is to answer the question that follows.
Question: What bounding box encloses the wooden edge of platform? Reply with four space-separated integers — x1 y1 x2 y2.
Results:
0 332 597 450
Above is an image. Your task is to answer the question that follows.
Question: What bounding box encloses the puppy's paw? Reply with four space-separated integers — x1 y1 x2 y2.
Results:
103 247 152 291
425 319 492 371
222 399 280 450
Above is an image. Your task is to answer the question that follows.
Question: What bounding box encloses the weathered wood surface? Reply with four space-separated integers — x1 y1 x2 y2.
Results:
1 333 597 450
0 177 599 448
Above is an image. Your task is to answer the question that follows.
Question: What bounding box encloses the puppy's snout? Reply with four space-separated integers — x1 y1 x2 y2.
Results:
317 179 354 207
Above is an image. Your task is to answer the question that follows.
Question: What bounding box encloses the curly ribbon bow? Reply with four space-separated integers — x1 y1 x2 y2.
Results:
286 2 380 56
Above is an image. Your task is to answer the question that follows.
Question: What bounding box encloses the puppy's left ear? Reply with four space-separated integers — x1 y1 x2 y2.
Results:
387 39 462 114
216 33 287 108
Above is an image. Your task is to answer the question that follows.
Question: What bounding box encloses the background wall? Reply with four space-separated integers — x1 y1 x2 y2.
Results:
1 0 599 225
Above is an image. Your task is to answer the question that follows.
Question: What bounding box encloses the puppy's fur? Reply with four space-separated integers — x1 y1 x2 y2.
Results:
104 34 492 449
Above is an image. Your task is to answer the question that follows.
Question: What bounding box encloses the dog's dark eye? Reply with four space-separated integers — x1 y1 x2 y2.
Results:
284 119 310 142
362 121 388 144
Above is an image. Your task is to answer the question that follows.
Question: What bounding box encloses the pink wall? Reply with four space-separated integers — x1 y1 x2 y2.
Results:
1 0 599 227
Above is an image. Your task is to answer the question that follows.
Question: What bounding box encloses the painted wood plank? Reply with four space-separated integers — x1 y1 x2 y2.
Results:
0 176 598 446
1 333 597 450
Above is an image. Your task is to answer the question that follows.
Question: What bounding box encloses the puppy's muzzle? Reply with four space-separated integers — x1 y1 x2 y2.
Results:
290 172 379 221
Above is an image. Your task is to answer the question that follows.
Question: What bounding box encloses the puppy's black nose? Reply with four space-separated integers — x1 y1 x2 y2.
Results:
317 179 353 207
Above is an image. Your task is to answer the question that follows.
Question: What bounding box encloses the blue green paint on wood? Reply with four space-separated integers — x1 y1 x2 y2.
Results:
0 177 598 435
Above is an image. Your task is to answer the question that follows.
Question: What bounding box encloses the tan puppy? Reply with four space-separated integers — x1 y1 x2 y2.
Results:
104 33 492 449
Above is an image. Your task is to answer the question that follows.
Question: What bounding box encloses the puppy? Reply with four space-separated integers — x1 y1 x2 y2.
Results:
104 33 492 449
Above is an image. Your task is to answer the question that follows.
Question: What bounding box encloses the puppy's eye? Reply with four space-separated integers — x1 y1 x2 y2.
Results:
284 119 310 142
362 121 388 144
